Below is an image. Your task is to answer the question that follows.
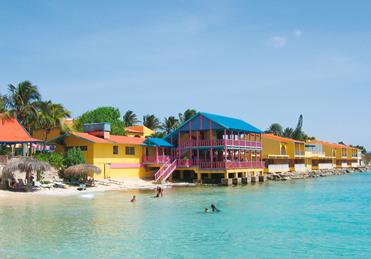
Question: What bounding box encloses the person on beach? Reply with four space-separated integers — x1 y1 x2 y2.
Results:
30 175 35 187
211 204 220 212
130 195 136 202
10 177 17 189
155 186 163 197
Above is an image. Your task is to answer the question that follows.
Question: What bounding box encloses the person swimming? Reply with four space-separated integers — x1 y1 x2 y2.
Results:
130 195 136 202
204 208 209 213
211 204 220 212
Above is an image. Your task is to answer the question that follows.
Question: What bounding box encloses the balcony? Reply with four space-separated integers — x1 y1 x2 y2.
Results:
179 139 262 149
142 155 171 164
176 160 264 169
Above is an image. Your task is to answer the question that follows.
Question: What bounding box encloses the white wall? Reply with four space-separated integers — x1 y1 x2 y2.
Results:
351 162 360 168
318 163 333 169
341 163 348 168
295 164 307 172
268 164 290 173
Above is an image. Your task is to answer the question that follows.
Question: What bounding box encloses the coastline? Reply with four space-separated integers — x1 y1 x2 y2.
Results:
0 178 195 199
0 167 369 199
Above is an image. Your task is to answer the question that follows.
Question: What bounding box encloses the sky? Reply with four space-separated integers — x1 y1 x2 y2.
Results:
0 0 370 150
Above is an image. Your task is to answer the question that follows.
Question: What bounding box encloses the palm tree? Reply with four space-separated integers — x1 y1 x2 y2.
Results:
282 127 294 138
143 114 161 131
161 116 179 134
266 123 283 136
0 94 6 113
5 81 41 131
123 110 139 127
36 101 71 145
178 109 197 123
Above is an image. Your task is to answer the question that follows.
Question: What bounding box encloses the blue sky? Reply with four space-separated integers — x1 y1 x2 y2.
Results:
0 0 370 149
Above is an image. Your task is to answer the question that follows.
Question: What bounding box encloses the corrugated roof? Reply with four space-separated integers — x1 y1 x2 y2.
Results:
0 115 42 143
201 112 262 133
144 138 173 147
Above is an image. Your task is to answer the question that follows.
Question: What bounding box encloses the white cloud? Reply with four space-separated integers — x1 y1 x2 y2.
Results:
293 29 303 38
271 36 287 48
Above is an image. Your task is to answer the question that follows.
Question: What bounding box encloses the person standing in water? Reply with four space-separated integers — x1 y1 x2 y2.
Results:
130 195 136 202
211 204 220 212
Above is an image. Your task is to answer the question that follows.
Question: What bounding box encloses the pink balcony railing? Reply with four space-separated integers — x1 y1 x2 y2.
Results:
225 161 264 169
179 139 262 149
142 155 171 164
195 160 264 169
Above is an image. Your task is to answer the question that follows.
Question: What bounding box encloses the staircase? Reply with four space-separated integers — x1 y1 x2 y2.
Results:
154 160 177 183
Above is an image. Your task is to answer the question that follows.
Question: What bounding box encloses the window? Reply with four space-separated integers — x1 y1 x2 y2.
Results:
113 146 119 155
125 146 135 155
79 146 87 151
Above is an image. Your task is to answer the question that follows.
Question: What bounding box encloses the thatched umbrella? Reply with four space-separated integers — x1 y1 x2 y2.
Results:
64 164 101 181
1 157 51 190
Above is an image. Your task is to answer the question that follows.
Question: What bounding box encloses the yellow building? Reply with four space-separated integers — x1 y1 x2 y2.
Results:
305 140 335 170
125 125 154 138
262 134 306 173
51 123 172 180
32 118 74 142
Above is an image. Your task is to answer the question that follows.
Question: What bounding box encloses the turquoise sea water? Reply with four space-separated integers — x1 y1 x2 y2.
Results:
0 173 370 259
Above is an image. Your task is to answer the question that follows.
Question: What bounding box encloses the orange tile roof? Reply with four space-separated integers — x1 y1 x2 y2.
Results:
314 140 356 149
0 115 41 143
70 132 144 145
71 132 112 143
108 135 145 145
262 134 304 143
125 125 153 134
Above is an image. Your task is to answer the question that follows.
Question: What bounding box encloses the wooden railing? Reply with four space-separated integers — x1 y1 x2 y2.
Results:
179 139 262 149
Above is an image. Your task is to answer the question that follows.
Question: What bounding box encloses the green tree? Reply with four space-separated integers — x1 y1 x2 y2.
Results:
282 127 294 138
178 109 197 123
123 110 139 127
64 148 85 168
4 81 41 131
74 107 125 135
143 114 161 131
36 101 71 144
161 116 179 134
265 123 283 136
0 93 6 113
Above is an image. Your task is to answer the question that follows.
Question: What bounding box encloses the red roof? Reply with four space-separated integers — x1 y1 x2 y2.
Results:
71 132 144 145
0 115 41 143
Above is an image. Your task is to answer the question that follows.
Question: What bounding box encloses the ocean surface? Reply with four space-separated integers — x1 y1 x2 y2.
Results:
0 172 370 259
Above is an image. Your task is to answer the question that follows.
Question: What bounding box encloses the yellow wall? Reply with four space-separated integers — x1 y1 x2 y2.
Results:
32 127 62 141
262 137 286 158
59 136 152 179
92 143 146 179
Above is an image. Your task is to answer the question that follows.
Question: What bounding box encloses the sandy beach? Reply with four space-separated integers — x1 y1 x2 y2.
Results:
0 178 195 199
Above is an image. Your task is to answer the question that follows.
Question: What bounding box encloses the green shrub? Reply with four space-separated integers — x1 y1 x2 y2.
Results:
0 146 12 155
34 152 64 170
64 148 85 168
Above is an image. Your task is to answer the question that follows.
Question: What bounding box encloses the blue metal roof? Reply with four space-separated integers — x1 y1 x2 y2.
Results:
144 138 173 147
200 112 262 133
164 112 262 141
